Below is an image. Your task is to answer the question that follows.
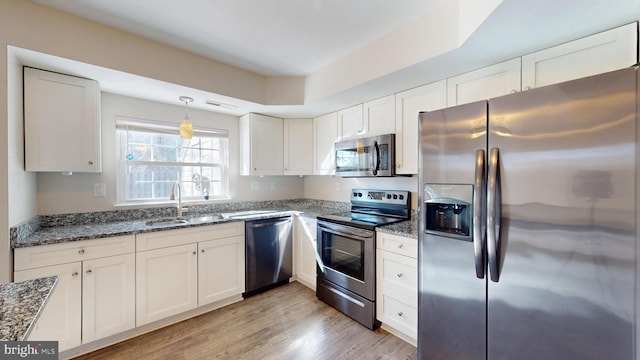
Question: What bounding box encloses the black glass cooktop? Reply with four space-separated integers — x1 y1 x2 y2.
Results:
317 211 406 230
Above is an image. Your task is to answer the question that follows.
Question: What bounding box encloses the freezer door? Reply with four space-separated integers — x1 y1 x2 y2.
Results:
419 101 488 359
487 68 636 359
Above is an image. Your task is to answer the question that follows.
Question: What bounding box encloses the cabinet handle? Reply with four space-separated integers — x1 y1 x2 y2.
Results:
72 272 79 277
510 89 517 94
397 273 403 278
78 249 85 255
397 312 404 317
193 251 197 255
201 249 205 253
524 86 532 91
397 244 403 249
88 160 94 165
86 269 92 274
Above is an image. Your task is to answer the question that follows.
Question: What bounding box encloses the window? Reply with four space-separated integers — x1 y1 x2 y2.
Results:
116 117 229 204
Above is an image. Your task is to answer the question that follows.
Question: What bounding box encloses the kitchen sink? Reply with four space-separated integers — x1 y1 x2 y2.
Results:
145 215 224 227
220 210 278 219
187 215 223 223
145 218 189 227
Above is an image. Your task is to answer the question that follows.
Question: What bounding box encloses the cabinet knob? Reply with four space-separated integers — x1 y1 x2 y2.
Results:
397 312 404 317
86 269 92 274
397 273 403 278
201 249 205 253
72 272 79 277
510 89 517 94
78 249 85 255
397 244 403 249
193 251 197 255
88 160 94 165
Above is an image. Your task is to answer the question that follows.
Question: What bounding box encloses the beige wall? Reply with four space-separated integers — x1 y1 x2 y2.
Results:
0 0 306 282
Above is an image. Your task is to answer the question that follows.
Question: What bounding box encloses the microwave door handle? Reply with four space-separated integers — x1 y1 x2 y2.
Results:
371 141 380 175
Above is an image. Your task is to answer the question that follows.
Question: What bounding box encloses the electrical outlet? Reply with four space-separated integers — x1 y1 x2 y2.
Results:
93 183 106 197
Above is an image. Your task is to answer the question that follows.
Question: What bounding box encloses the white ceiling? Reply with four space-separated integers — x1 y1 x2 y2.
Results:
23 0 640 118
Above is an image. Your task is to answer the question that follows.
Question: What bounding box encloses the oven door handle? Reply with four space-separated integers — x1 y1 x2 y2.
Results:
318 221 374 241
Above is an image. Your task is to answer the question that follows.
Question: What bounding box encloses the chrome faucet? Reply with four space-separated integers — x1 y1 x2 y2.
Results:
170 181 186 218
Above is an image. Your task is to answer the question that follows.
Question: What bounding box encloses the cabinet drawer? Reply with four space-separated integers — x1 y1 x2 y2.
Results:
376 232 417 258
377 250 417 305
136 221 245 251
14 235 135 271
377 292 417 340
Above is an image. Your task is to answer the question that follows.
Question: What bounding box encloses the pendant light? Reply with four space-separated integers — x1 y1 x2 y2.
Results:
179 96 194 139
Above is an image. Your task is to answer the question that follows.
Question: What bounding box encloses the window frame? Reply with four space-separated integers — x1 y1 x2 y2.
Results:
115 116 230 206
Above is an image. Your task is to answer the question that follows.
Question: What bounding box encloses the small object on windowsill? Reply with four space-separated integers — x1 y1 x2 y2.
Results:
204 189 209 200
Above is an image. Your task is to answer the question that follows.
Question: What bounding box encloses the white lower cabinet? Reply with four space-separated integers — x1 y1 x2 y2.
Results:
13 235 135 351
136 243 198 326
135 221 245 326
376 231 418 345
14 262 82 351
82 254 136 343
294 216 317 290
198 235 245 305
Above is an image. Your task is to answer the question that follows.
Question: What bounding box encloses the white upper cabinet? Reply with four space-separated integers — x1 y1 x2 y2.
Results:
284 118 313 175
522 22 638 90
239 113 284 176
395 80 447 175
447 57 521 107
313 112 338 175
364 95 396 137
337 104 364 139
24 67 101 173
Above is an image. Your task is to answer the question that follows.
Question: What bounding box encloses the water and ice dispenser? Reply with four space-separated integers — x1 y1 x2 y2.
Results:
424 184 473 240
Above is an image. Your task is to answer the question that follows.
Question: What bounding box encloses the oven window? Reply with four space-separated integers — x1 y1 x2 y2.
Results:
321 232 365 281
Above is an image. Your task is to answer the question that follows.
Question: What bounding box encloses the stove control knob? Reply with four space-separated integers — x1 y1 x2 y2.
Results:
393 194 398 199
399 195 404 200
386 194 392 199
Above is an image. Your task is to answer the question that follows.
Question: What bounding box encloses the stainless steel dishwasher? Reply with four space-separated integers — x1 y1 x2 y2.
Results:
243 216 293 297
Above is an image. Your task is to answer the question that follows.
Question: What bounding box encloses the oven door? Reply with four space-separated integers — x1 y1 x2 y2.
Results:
316 220 375 300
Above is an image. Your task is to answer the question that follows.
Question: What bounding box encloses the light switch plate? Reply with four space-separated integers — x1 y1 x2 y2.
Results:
93 183 106 197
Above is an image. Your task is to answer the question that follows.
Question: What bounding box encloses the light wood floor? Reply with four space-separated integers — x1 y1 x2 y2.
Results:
73 281 417 360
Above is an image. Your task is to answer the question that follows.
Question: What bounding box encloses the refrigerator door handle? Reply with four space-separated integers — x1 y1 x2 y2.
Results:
473 149 486 279
487 147 502 282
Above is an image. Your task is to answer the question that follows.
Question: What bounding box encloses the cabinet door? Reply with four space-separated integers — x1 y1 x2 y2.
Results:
522 22 637 90
82 254 135 343
14 262 82 351
295 216 317 290
283 118 313 175
24 67 101 173
239 113 284 176
313 112 338 175
337 104 364 139
395 80 447 175
198 236 245 305
136 243 198 326
447 57 521 107
365 95 396 137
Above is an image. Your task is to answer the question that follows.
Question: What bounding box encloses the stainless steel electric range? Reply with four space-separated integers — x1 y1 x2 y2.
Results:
316 189 411 329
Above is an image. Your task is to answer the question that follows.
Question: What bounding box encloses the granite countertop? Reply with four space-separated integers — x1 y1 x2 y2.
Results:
0 276 58 341
11 199 418 248
377 217 419 239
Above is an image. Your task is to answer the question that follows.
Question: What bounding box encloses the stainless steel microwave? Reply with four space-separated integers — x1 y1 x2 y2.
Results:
334 134 395 177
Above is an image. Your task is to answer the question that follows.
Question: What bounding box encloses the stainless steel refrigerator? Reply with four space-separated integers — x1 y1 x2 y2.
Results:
418 67 637 360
